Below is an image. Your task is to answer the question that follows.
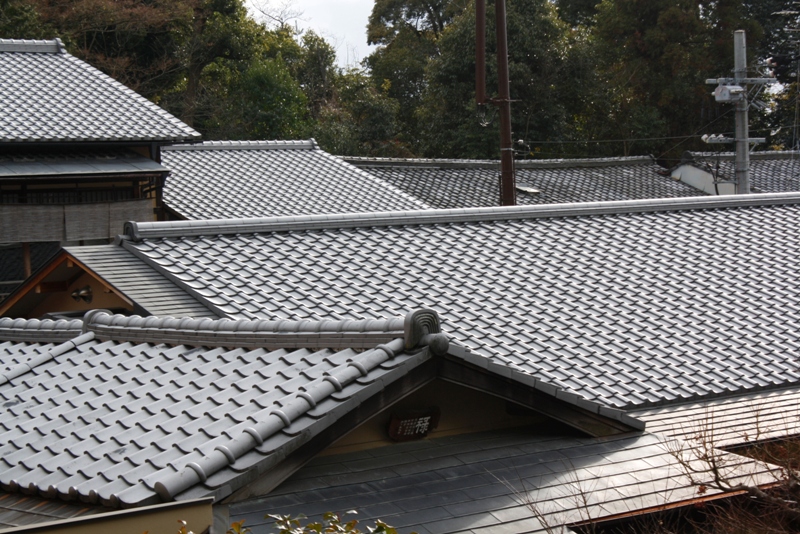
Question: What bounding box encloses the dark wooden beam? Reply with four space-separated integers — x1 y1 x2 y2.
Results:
35 281 69 294
22 242 31 278
438 357 634 437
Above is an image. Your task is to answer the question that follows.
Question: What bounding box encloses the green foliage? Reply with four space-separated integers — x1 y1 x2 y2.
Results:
267 511 413 534
367 0 464 45
553 0 600 27
590 0 763 161
0 0 45 40
199 56 309 140
4 0 789 158
416 0 569 159
312 69 407 157
294 31 338 119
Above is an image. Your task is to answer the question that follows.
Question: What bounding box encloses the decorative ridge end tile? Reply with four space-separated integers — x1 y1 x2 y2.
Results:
162 140 316 151
0 38 64 54
122 192 800 241
150 337 408 501
0 317 84 343
83 309 446 351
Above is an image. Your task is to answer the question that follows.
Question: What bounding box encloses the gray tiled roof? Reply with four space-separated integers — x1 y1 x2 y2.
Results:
118 193 800 410
687 151 800 193
0 149 166 179
233 427 772 534
161 141 427 220
0 39 199 143
632 386 800 448
0 311 431 508
346 156 705 209
66 245 219 319
0 492 106 529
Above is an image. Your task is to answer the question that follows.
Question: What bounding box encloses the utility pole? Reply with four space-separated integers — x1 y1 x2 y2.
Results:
475 0 516 206
705 30 774 194
734 31 751 194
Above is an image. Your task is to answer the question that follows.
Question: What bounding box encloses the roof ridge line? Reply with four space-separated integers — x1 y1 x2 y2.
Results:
0 38 65 54
687 150 800 161
344 155 655 169
144 309 446 503
83 310 414 349
0 331 95 386
123 192 800 241
162 140 315 151
0 317 84 343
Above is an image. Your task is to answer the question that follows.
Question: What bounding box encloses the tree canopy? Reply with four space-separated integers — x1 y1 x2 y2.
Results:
0 0 789 159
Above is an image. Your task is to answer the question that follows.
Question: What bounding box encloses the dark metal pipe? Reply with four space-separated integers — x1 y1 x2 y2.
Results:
475 0 486 105
494 0 516 206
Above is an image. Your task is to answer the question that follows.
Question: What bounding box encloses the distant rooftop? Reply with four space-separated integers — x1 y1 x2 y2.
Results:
0 39 200 144
684 151 800 193
346 155 705 209
161 141 428 220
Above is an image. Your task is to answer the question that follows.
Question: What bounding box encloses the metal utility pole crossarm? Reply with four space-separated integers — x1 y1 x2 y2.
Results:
705 30 775 194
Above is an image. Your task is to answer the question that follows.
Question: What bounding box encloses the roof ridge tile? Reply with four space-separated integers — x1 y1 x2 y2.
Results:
0 317 84 343
83 310 410 349
344 154 655 169
0 38 65 54
123 192 800 241
163 140 316 151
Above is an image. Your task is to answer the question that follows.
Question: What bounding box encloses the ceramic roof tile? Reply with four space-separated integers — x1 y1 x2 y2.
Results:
65 246 219 319
0 311 436 509
118 194 800 409
0 39 199 143
686 152 800 193
160 142 428 220
631 385 800 448
347 156 705 208
235 427 774 534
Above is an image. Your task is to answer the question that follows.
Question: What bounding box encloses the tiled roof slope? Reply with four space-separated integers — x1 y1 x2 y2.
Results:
0 492 106 529
234 427 773 534
160 141 428 220
632 386 800 448
346 156 705 209
688 151 800 193
0 39 199 143
66 246 219 319
0 310 437 508
119 193 800 410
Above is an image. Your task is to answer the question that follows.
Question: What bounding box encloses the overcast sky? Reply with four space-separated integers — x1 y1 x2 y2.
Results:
248 0 377 68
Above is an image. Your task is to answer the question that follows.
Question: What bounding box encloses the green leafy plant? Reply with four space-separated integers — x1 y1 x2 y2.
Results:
227 519 252 534
266 511 414 534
